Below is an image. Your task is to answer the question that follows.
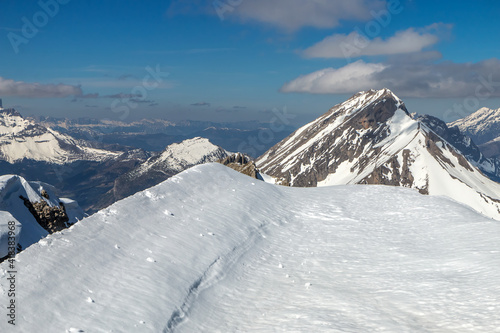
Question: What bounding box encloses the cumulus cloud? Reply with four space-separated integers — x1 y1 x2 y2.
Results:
281 59 500 98
169 0 385 31
0 77 82 98
302 28 440 59
281 61 387 94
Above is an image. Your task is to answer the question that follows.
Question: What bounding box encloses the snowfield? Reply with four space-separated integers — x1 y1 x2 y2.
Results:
1 164 500 332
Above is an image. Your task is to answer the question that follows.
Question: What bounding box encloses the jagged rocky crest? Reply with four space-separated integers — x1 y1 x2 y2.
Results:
218 153 260 179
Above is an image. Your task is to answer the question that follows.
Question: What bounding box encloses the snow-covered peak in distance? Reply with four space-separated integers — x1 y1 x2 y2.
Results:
448 107 500 144
133 137 229 176
2 164 500 331
107 137 230 203
257 89 500 220
0 108 119 164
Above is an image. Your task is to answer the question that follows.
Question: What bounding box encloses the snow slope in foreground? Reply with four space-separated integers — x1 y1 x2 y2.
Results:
1 164 500 332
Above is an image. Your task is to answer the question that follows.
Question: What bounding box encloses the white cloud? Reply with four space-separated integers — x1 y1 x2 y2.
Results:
236 0 385 31
168 0 386 31
303 28 439 59
0 77 82 98
281 61 387 94
281 59 500 98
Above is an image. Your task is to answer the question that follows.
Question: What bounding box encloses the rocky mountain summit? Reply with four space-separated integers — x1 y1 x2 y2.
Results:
103 137 230 204
257 89 500 219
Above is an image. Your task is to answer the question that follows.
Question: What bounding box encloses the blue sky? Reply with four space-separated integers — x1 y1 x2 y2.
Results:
1 0 499 125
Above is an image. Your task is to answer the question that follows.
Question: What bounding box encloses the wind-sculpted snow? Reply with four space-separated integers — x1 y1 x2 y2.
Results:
1 164 500 332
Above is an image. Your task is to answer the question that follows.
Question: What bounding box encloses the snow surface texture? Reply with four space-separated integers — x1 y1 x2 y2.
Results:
0 175 85 251
1 164 499 332
0 109 118 164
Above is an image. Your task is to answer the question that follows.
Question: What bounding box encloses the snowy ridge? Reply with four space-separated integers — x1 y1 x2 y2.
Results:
0 109 119 164
0 175 85 252
1 164 500 332
131 137 229 177
449 107 500 144
257 89 500 220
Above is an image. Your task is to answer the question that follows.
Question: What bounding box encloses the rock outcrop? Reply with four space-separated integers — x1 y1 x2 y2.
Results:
218 153 259 179
19 195 69 233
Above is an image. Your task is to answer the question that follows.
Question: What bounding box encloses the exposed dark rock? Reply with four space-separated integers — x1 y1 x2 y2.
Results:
218 153 259 179
19 195 69 233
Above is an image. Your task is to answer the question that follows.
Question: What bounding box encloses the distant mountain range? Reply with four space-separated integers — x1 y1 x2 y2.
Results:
32 116 296 157
448 107 500 161
2 93 500 220
0 110 231 213
257 89 500 220
101 137 230 206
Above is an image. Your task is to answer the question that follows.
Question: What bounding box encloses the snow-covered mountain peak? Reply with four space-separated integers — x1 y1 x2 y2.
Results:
448 107 500 145
331 88 407 121
257 90 500 220
108 137 230 203
0 108 119 164
143 137 229 174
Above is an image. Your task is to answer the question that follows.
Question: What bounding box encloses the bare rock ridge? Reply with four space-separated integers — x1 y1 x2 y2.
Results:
256 88 500 220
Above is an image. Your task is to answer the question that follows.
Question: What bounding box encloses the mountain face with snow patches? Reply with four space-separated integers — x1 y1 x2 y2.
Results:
448 107 500 145
448 107 500 163
0 109 119 164
257 89 500 220
1 164 500 332
418 114 500 181
0 175 84 257
104 137 230 203
0 109 230 212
